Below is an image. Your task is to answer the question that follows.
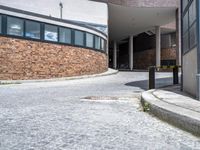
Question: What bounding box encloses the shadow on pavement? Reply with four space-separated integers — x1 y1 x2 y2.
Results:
125 77 173 90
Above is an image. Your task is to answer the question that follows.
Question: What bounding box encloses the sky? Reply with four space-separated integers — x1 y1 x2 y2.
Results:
0 0 108 25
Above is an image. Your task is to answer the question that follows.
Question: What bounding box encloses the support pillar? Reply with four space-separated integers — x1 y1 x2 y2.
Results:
129 35 134 70
156 26 161 67
113 41 117 69
176 8 181 66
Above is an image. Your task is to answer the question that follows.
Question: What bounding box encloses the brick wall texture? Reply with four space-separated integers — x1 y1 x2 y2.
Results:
134 48 176 69
0 36 108 80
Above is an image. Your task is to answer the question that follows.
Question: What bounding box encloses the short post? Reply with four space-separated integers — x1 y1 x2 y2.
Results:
173 66 179 84
149 66 155 89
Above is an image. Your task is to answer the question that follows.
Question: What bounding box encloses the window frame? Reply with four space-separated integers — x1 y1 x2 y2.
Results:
182 0 197 54
44 24 58 42
59 27 72 44
0 15 2 34
7 16 24 37
95 35 101 50
86 32 94 48
25 20 41 40
100 38 106 51
0 13 107 54
74 30 85 47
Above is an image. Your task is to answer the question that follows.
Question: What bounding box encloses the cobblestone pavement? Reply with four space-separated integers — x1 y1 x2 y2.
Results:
0 72 200 150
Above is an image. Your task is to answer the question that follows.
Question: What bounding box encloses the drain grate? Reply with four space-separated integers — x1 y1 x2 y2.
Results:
81 96 141 108
82 96 137 101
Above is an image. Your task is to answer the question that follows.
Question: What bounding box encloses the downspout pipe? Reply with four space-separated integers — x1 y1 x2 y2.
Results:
196 0 200 100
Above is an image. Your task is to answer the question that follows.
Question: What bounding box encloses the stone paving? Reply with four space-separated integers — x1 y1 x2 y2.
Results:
0 72 200 150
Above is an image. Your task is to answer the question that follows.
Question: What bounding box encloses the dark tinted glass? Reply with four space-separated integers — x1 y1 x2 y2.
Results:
25 20 40 39
7 17 24 36
44 24 58 42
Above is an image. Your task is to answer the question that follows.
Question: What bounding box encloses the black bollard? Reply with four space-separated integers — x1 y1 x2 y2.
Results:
149 66 155 89
173 66 179 84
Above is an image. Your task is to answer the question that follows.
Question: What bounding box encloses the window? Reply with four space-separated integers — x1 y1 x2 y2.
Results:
183 12 188 34
183 33 189 52
101 38 105 51
189 22 197 48
75 30 84 46
189 0 196 26
86 33 94 48
59 27 71 44
7 16 24 36
25 20 40 39
44 24 58 42
182 0 197 53
95 36 100 49
182 0 188 12
2 14 107 53
0 15 2 33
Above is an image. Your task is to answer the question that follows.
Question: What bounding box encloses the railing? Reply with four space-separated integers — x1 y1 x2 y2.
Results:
148 65 181 90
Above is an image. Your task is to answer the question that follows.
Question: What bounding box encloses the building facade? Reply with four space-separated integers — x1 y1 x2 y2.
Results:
0 0 108 80
181 0 199 98
96 0 180 71
0 0 179 80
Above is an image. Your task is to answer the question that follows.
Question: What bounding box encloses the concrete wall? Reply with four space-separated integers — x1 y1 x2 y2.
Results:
0 0 108 25
0 37 108 80
183 48 197 97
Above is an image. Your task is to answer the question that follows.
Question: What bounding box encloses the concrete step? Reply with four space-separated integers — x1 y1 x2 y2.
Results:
141 86 200 137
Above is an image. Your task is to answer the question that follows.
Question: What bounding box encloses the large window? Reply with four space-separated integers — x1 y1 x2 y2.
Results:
7 17 24 36
182 0 197 53
189 0 196 26
0 15 2 33
182 0 189 12
25 20 40 39
1 14 106 54
86 33 94 48
183 33 189 52
59 27 71 44
74 30 84 46
44 24 58 42
101 38 105 51
189 22 197 48
183 12 188 34
95 36 100 49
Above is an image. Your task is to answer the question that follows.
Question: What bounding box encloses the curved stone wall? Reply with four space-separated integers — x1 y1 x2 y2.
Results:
0 37 108 80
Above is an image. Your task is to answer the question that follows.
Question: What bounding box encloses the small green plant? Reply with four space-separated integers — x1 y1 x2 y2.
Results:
0 82 21 85
143 102 150 112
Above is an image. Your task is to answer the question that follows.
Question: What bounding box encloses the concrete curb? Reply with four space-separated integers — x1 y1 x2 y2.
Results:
141 90 200 136
0 68 118 84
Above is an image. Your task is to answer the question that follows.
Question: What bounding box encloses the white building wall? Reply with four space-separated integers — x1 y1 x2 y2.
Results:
0 0 108 25
183 48 197 97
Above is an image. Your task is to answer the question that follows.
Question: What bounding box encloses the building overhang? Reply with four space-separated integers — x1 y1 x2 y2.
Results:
92 0 179 41
92 0 179 8
109 4 177 41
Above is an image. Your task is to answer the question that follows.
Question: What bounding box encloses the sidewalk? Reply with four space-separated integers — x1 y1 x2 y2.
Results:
141 85 200 136
0 68 118 84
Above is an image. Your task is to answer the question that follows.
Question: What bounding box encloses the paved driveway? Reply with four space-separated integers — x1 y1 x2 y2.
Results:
0 72 200 150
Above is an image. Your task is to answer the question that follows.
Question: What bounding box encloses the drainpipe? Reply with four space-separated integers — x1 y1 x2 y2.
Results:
197 0 200 100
